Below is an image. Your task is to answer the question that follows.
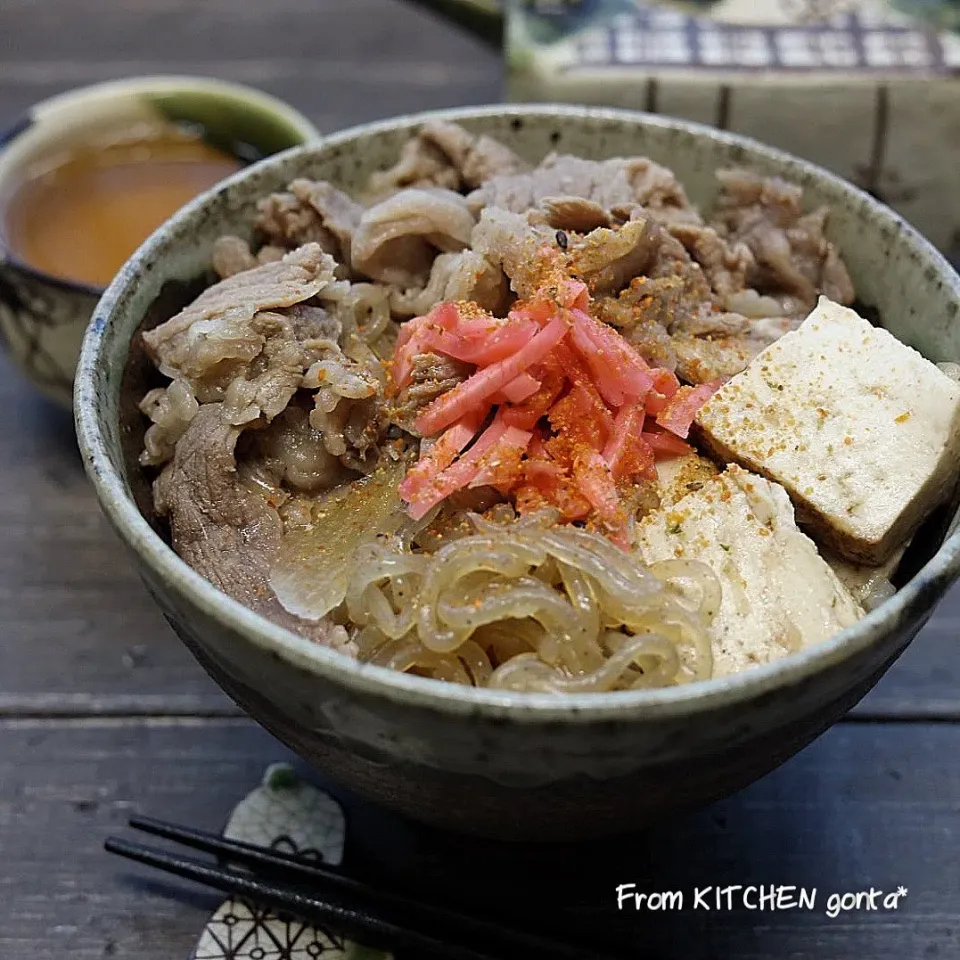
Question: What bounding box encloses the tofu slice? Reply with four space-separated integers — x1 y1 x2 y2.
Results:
654 453 720 507
636 465 864 679
695 297 960 564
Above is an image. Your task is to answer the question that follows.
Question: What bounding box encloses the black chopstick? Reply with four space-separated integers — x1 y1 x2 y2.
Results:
105 835 490 960
106 817 623 960
126 815 612 958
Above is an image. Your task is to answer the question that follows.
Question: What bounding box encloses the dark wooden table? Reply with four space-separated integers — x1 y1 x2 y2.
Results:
1 2 958 958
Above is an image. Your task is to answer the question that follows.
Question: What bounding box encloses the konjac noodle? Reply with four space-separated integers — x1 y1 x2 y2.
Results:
346 510 717 693
136 120 960 693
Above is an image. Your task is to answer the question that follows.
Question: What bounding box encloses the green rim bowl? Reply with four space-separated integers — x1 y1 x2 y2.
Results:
74 105 960 840
0 76 320 409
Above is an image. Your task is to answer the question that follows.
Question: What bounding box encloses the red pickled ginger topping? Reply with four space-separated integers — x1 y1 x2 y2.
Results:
390 276 719 541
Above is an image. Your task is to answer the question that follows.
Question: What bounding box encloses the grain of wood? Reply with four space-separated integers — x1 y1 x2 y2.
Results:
0 0 502 132
1 1 959 956
0 719 957 960
0 0 494 67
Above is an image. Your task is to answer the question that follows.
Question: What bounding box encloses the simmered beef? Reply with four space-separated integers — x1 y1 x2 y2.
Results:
212 235 257 279
153 404 358 655
368 119 528 196
139 245 342 463
467 154 698 226
255 179 363 267
387 352 471 434
142 243 338 399
713 169 855 312
388 249 508 318
351 187 476 286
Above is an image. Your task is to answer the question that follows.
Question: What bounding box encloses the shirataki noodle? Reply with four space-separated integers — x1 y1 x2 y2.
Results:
343 511 718 692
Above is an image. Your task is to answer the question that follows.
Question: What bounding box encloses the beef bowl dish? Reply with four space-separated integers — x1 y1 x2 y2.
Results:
75 106 960 840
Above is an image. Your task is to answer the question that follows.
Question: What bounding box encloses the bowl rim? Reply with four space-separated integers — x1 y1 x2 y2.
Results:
0 74 322 298
75 102 960 724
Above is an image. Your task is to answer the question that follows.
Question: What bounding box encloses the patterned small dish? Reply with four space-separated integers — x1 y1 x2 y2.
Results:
0 76 320 409
75 105 960 840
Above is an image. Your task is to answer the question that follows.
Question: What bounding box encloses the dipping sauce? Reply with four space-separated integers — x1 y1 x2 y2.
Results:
1 125 241 288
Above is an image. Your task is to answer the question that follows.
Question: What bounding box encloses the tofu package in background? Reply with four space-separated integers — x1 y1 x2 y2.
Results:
504 0 960 256
695 297 960 564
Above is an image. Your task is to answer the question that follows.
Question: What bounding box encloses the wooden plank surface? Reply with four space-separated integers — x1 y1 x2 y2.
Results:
0 0 502 132
1 1 959 959
1 718 957 960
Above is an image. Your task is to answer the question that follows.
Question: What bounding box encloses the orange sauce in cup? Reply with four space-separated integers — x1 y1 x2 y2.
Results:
2 125 241 288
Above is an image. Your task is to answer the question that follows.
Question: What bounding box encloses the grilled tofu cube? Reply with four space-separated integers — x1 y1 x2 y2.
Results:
695 297 960 564
636 465 863 678
654 453 720 507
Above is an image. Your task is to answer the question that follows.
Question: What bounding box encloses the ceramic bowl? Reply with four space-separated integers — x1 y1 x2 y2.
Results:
0 76 320 409
75 105 960 840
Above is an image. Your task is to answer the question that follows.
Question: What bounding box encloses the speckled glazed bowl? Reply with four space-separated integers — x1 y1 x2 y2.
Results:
75 105 960 840
0 76 320 409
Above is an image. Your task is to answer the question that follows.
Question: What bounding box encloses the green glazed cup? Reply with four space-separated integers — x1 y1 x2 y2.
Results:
0 76 320 409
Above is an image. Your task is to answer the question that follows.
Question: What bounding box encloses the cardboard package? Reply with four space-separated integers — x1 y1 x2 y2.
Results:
500 0 960 253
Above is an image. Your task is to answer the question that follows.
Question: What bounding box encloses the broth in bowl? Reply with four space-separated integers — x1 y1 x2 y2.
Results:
2 122 241 289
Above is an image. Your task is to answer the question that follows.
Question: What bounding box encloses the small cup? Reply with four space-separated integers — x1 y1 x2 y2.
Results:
0 76 320 409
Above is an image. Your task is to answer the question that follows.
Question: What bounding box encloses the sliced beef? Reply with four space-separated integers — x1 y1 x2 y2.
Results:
219 310 316 426
569 219 660 295
257 245 286 265
471 208 557 300
309 392 383 472
668 223 754 300
386 351 471 435
241 403 352 495
254 179 363 266
592 278 682 370
388 249 508 318
255 191 339 256
139 380 200 467
418 120 529 188
153 403 356 654
302 344 381 403
528 196 610 233
351 187 476 286
290 179 364 263
467 154 699 225
285 302 343 343
568 215 796 382
671 335 756 385
368 120 528 196
571 216 713 328
624 158 702 224
472 207 793 385
212 235 257 279
711 169 855 311
301 339 385 469
671 309 800 384
368 135 461 196
141 244 339 408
